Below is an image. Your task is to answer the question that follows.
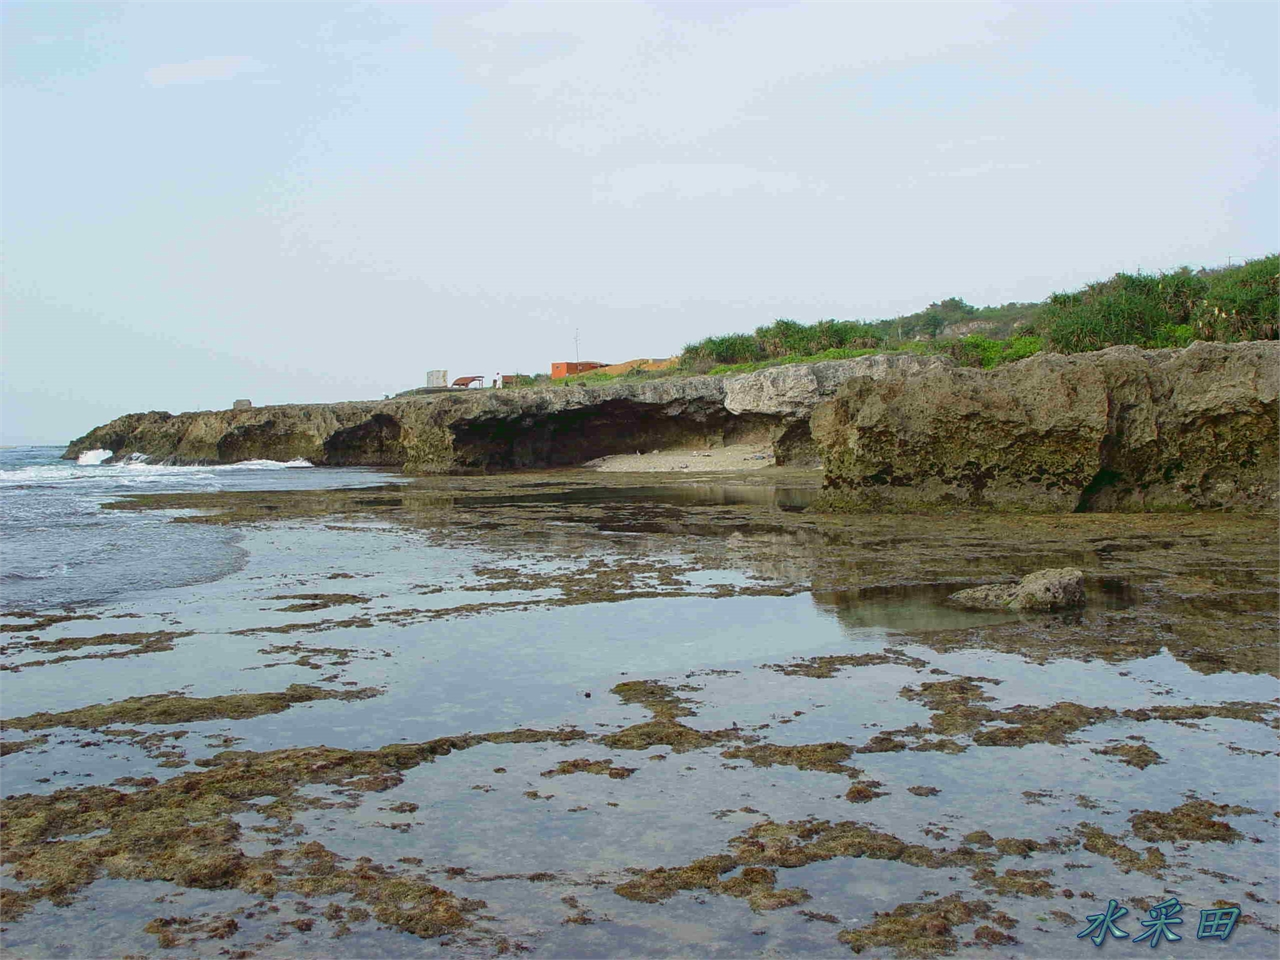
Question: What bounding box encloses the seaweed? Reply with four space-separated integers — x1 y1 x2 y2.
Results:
838 895 993 958
1 684 382 731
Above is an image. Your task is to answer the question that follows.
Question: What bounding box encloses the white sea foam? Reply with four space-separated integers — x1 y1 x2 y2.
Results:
0 457 315 488
227 458 314 469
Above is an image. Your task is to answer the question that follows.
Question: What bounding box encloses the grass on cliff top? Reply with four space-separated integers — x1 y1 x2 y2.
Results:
674 255 1276 369
393 256 1276 394
554 337 1045 384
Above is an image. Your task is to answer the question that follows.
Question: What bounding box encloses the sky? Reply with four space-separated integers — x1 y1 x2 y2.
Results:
2 1 1276 445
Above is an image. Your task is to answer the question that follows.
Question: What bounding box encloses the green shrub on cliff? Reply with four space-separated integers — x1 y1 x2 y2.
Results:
671 256 1274 373
682 319 883 367
704 346 884 376
1195 255 1280 342
941 335 1045 368
1043 256 1278 353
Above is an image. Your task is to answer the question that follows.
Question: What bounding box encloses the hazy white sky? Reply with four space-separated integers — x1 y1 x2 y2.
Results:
3 1 1276 444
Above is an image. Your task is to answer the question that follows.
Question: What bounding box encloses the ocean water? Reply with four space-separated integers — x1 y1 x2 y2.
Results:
0 446 403 611
2 447 1277 958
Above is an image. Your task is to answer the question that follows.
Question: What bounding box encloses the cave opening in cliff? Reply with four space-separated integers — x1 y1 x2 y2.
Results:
448 400 792 471
323 413 407 466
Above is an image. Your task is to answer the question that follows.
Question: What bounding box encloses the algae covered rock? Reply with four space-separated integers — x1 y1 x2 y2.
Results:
811 340 1279 512
948 568 1085 612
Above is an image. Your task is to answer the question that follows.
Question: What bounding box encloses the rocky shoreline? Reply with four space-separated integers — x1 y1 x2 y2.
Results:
64 341 1278 512
3 473 1277 957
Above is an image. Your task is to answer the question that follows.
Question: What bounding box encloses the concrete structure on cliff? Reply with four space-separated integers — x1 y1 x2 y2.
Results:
551 361 608 379
65 342 1279 513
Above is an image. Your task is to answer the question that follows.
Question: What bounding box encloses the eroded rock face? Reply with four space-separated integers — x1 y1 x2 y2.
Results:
811 341 1279 513
63 359 888 473
62 342 1279 512
948 569 1086 612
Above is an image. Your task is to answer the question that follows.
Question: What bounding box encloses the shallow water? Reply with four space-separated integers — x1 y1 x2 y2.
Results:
0 447 405 610
1 470 1277 959
459 484 819 512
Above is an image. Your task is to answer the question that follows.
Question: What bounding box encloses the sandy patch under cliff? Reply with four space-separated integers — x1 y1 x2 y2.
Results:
585 444 774 472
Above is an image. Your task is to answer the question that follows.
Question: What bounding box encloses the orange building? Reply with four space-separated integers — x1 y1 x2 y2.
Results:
550 361 607 379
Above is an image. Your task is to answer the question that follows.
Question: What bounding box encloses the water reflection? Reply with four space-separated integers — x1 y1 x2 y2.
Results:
458 484 818 512
813 579 1138 632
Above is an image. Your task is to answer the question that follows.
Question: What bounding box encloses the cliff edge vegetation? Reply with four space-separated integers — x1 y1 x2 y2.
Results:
554 254 1277 385
681 254 1277 370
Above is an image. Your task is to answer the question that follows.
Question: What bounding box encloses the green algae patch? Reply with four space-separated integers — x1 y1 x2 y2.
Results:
900 678 998 736
838 895 994 958
899 678 1127 749
720 742 859 776
0 735 47 757
267 593 370 612
0 727 584 923
0 684 381 732
0 630 192 656
763 648 927 678
614 855 737 903
889 679 1271 751
0 630 192 671
284 841 479 939
609 813 1082 924
0 613 100 634
717 866 811 913
729 819 995 872
844 782 889 803
970 866 1055 897
971 702 1118 747
541 758 637 779
1075 824 1167 876
909 738 968 754
255 642 363 671
599 719 738 753
1128 800 1257 843
856 733 910 754
609 679 701 720
1092 742 1164 768
229 617 376 636
615 858 811 914
1120 702 1279 726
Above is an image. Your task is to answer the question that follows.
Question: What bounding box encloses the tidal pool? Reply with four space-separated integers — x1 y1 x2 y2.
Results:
2 476 1277 958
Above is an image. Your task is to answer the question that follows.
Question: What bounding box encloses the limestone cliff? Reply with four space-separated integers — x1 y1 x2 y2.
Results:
810 340 1278 512
63 358 897 473
64 343 1278 512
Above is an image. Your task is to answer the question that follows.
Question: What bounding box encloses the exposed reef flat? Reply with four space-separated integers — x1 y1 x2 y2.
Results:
64 341 1279 511
2 472 1276 957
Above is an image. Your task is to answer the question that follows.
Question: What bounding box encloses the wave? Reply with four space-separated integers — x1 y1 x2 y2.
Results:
1 563 70 581
77 449 113 465
233 458 314 469
0 457 314 488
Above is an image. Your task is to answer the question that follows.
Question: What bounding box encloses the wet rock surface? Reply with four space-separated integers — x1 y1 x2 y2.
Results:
1 469 1277 958
63 356 898 473
812 339 1279 512
947 567 1086 612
